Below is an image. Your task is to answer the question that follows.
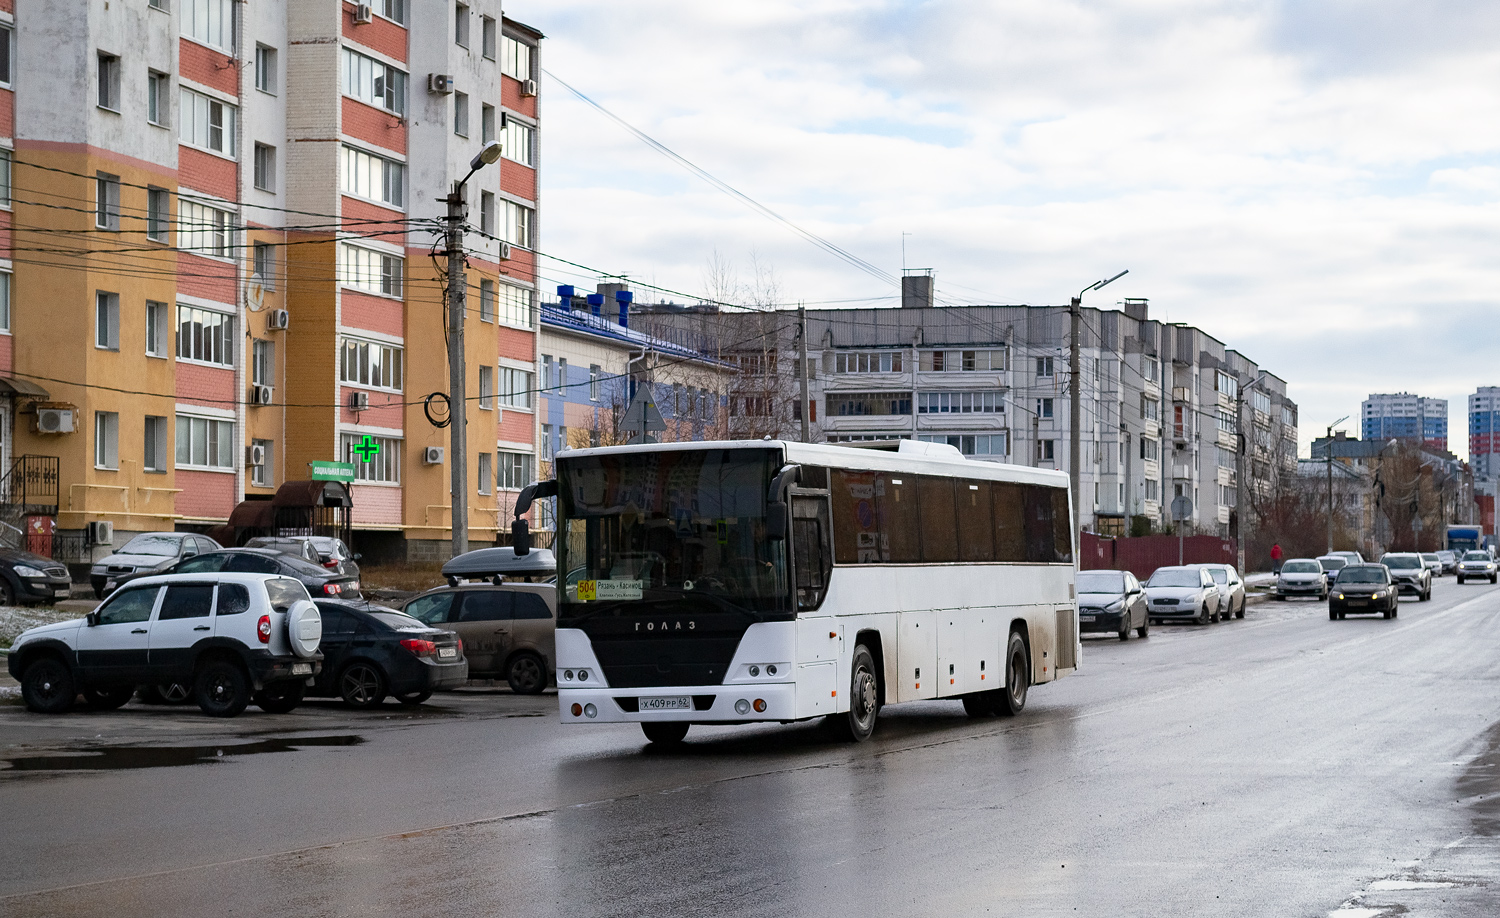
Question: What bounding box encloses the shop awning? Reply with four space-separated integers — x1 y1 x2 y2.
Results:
0 377 50 397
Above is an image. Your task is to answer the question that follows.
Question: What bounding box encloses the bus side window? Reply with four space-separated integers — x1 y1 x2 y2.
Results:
993 483 1027 562
918 476 959 563
1050 487 1074 562
881 475 922 563
958 480 994 563
1022 485 1056 563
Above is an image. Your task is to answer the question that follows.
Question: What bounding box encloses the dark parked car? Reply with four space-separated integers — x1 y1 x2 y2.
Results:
308 599 467 707
1076 569 1149 640
90 532 222 598
0 547 72 605
244 537 323 566
402 583 555 694
249 536 362 581
1329 565 1398 620
164 549 362 599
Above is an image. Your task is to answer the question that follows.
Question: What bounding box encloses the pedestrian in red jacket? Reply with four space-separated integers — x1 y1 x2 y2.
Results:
1271 543 1283 574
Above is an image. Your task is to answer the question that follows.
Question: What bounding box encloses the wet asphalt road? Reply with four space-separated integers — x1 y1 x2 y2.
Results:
5 580 1500 918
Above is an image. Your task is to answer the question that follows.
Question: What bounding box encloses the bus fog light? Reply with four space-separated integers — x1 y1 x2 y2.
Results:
753 699 767 713
564 670 574 681
748 665 760 677
570 703 583 717
584 704 597 718
766 664 777 676
735 699 751 715
578 669 589 681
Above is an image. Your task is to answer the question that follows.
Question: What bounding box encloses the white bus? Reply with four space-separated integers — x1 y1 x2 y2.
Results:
512 439 1079 744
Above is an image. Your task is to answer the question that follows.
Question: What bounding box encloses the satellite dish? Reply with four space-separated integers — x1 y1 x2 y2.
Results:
246 277 266 312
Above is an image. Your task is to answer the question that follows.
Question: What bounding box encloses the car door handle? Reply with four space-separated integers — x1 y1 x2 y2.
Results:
493 628 510 634
193 625 211 631
131 628 147 634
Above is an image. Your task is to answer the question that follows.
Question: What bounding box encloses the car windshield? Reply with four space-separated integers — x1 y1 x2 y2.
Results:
1464 551 1490 561
556 448 786 611
119 534 182 557
1337 568 1387 584
1148 570 1200 588
1283 561 1321 573
1384 556 1421 569
1317 558 1347 570
1077 571 1125 594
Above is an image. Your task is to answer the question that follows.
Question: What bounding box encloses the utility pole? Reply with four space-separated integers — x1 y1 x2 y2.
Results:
1070 270 1128 535
797 304 810 443
1235 375 1267 574
443 142 504 561
1325 414 1349 554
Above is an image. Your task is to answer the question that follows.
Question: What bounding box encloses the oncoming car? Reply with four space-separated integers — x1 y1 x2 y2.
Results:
1380 552 1432 601
1329 565 1398 620
1276 559 1328 600
1456 550 1498 584
1144 566 1222 625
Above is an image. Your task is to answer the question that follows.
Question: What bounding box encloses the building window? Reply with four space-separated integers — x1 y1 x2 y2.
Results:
1143 356 1159 384
917 391 1004 414
144 416 168 472
835 351 905 374
478 365 494 409
455 3 470 47
96 173 121 230
589 364 601 401
479 191 495 235
1140 395 1158 421
502 35 532 81
340 433 400 483
149 0 168 9
177 305 233 366
917 433 1007 457
481 103 495 144
250 439 273 487
95 292 120 350
95 412 120 470
497 283 531 327
147 71 169 126
145 301 169 357
1217 409 1235 433
377 0 406 24
1252 389 1272 414
341 48 406 116
252 339 274 386
176 414 235 469
503 200 533 248
183 0 232 50
337 243 404 297
479 279 495 322
146 187 169 241
540 423 553 461
0 24 11 86
1036 356 1054 378
178 199 233 257
454 92 469 137
255 44 277 95
252 242 275 287
1282 406 1296 427
502 118 534 167
339 337 404 391
498 367 532 409
340 145 405 207
1037 439 1055 462
0 271 9 332
498 451 532 490
477 452 491 495
1216 371 1238 399
0 150 9 208
1140 438 1158 461
920 349 1005 372
481 16 497 59
825 393 911 417
179 89 236 156
1037 398 1054 419
253 143 276 192
97 53 121 111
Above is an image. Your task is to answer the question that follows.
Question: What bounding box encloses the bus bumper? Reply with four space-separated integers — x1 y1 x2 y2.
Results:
559 684 797 724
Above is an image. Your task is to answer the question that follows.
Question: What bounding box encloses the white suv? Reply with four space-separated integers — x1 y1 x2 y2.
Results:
7 573 323 717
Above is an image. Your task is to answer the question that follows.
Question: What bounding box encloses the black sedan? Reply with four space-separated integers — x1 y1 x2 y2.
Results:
308 600 468 707
158 548 362 599
1077 569 1149 640
1329 565 1399 620
0 547 72 605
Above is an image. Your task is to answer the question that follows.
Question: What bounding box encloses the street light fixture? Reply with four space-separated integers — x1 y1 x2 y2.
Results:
1069 270 1128 536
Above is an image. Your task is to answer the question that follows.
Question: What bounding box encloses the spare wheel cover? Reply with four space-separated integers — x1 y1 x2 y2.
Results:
286 600 323 659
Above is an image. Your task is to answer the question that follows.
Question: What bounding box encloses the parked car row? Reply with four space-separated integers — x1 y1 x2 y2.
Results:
1079 563 1246 635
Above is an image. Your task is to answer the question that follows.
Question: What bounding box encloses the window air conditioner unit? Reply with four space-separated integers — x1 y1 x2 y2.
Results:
498 241 512 260
268 309 290 330
251 385 274 406
353 2 374 23
521 78 537 97
423 446 445 465
246 444 266 467
35 408 75 434
350 391 370 412
429 73 454 94
88 520 114 547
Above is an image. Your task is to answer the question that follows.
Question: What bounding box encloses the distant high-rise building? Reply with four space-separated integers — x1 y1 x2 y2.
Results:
1470 388 1500 479
1362 393 1448 452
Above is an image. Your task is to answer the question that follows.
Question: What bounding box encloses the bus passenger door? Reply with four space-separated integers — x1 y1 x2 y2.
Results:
792 491 839 718
791 491 832 613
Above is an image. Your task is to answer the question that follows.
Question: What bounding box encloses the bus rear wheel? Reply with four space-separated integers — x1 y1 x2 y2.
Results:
828 645 879 742
992 631 1030 717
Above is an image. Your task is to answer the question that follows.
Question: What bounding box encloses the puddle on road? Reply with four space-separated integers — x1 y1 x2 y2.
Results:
1 734 363 772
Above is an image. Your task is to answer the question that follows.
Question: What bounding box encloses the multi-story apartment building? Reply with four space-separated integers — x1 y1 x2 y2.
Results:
1469 387 1500 480
3 1 541 563
1362 392 1448 452
638 286 1298 541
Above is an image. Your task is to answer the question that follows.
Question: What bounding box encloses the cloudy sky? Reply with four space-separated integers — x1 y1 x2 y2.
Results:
510 0 1500 458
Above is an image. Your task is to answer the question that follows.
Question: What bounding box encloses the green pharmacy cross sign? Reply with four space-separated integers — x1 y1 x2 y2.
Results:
353 435 382 462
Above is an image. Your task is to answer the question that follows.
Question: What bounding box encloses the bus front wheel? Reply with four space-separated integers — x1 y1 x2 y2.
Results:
993 631 1030 717
641 722 689 746
828 645 879 742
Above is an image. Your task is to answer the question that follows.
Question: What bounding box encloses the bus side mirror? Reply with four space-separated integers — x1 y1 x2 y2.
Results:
766 501 788 541
512 518 531 556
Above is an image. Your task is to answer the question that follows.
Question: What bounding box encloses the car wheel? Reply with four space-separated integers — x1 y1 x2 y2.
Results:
992 631 1030 717
1276 592 1285 601
828 645 881 741
253 681 306 714
339 662 388 709
84 686 134 710
1338 612 1346 620
194 659 250 718
641 722 689 745
505 653 547 695
1197 603 1211 625
1383 607 1393 620
1118 615 1130 641
1136 616 1149 639
1457 576 1465 584
1329 608 1338 621
0 577 14 605
20 657 76 713
1236 597 1246 618
90 577 106 600
395 690 433 706
139 682 192 705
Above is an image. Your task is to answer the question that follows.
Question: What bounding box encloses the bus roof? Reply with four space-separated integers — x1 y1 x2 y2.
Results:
555 439 1072 489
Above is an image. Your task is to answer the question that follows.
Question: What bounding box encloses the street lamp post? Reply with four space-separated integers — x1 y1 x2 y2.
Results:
1069 270 1128 536
445 141 504 561
1325 415 1349 555
1233 375 1267 574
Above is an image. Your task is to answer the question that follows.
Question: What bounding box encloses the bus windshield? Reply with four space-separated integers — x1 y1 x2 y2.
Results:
556 448 788 612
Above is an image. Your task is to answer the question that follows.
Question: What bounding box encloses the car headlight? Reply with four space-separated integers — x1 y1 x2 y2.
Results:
1336 593 1344 600
12 564 44 578
1372 590 1386 598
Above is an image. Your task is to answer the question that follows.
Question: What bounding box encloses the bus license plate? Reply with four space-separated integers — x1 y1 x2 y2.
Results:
639 696 691 711
438 647 457 659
